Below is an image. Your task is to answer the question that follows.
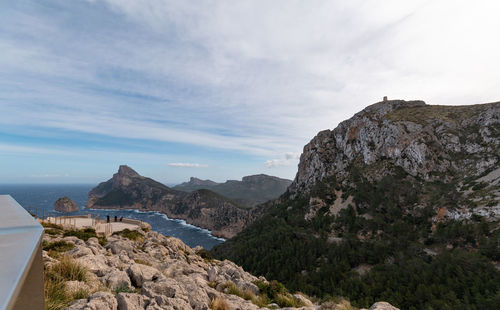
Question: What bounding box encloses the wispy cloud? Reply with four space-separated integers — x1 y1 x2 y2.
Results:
168 163 208 168
265 152 300 168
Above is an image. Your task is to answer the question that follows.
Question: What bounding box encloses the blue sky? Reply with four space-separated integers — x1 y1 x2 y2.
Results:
1 0 500 184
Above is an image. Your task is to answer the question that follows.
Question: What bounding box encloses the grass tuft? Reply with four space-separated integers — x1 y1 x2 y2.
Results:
47 256 87 282
210 296 231 310
133 258 152 266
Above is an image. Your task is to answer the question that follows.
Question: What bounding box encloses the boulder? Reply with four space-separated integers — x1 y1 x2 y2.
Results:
54 196 79 212
104 269 132 291
207 266 217 282
116 293 149 310
107 239 135 255
67 246 94 258
141 278 186 299
66 292 118 310
127 263 163 287
76 254 110 277
370 301 400 310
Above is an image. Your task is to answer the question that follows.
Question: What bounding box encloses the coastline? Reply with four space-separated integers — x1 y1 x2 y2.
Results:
85 206 227 241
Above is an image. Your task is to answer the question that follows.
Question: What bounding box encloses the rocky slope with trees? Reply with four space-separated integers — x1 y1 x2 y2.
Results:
41 223 398 310
212 100 500 309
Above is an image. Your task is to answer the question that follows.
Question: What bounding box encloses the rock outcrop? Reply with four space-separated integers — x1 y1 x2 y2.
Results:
86 166 252 238
288 100 500 220
42 225 310 310
174 174 292 208
42 224 397 310
54 196 79 213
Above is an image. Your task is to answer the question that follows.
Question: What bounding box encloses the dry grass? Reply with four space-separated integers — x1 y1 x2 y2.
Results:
44 256 89 310
210 296 231 310
48 255 87 282
134 258 152 266
320 298 358 310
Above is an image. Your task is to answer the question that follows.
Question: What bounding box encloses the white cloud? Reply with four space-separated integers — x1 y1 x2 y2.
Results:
265 152 300 168
168 163 209 168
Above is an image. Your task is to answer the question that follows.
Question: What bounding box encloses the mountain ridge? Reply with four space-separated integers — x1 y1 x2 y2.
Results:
174 174 292 208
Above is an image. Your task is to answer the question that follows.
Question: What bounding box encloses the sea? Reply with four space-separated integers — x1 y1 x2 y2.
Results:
0 184 224 250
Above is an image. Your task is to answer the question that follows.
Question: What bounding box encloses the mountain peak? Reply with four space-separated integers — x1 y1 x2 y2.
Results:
357 99 426 119
117 165 140 177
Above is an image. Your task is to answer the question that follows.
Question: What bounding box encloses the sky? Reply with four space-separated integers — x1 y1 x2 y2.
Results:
1 0 500 184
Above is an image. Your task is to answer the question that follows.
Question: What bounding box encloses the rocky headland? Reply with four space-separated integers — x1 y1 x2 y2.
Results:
86 166 252 239
55 196 79 213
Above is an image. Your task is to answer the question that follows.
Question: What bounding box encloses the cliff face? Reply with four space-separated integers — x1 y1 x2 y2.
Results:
86 166 251 238
174 174 292 208
289 100 500 220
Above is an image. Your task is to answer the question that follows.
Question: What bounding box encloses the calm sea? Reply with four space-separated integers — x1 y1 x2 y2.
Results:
0 184 224 249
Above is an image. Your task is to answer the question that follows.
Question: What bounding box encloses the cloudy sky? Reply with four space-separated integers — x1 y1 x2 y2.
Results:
1 0 499 184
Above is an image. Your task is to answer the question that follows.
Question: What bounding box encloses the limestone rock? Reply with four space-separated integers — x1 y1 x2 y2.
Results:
76 254 110 277
369 301 400 310
66 292 118 310
54 196 79 213
116 293 149 310
127 263 163 288
104 269 132 291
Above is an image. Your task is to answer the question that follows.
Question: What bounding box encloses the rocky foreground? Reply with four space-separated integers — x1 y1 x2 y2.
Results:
42 224 398 310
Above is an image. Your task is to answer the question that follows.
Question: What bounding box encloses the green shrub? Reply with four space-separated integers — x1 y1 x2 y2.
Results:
98 237 107 246
43 241 75 256
63 228 97 241
113 228 142 241
45 229 61 236
115 285 136 294
196 248 213 261
42 222 64 230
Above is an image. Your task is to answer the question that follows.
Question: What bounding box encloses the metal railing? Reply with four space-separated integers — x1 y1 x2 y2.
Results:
0 195 44 310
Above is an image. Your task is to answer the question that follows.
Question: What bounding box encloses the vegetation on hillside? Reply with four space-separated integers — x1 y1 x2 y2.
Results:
212 166 500 309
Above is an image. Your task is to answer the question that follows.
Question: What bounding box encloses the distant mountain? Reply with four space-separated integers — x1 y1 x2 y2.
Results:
174 174 292 208
213 100 500 309
86 165 251 238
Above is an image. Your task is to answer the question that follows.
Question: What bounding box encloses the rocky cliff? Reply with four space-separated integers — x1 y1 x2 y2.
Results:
174 174 292 208
289 100 499 220
213 100 500 309
86 166 252 238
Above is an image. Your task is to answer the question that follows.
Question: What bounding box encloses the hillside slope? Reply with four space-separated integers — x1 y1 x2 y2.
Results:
174 174 292 208
213 100 500 309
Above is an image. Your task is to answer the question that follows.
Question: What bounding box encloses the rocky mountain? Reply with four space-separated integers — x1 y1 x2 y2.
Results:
213 100 500 309
86 166 252 239
174 174 292 208
54 196 79 213
41 223 398 310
